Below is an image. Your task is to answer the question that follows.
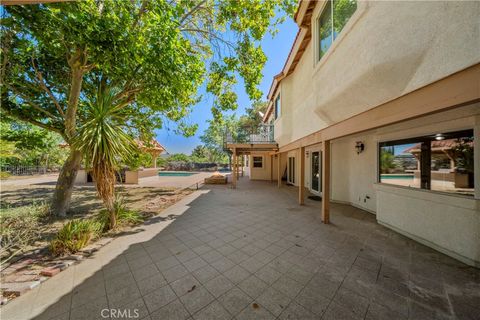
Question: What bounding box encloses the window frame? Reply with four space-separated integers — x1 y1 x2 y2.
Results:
252 156 264 169
314 0 358 64
274 93 281 120
378 129 475 197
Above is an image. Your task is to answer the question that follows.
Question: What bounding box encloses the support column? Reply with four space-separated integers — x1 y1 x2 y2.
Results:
322 141 330 224
299 147 305 205
277 153 282 188
232 149 237 189
270 155 273 182
474 115 480 199
241 155 244 177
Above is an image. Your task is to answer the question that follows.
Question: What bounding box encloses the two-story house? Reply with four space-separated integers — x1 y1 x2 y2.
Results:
226 0 480 267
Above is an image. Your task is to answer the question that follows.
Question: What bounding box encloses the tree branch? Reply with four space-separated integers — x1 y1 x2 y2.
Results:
6 84 59 120
1 107 65 137
179 0 208 26
31 57 65 118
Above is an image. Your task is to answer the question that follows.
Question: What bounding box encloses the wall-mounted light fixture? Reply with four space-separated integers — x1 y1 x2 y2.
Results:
305 151 309 158
435 134 445 141
355 141 365 154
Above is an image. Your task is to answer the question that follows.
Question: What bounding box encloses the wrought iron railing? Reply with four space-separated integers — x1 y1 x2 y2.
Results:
224 124 275 146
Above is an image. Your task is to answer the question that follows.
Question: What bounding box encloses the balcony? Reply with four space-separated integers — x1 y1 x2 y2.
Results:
224 124 278 152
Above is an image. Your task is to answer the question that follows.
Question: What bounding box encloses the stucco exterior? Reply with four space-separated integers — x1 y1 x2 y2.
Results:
264 1 480 266
274 0 480 147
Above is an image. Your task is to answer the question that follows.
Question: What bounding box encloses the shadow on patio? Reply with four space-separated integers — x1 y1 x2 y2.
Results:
4 178 479 320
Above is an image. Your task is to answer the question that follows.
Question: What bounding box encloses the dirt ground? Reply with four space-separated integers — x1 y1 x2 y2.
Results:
0 184 192 263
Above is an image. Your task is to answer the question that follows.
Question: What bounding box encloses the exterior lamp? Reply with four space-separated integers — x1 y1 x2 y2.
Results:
355 141 365 154
435 134 445 140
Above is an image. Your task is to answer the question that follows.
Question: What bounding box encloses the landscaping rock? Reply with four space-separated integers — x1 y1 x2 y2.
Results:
66 254 84 261
1 281 40 297
40 267 61 277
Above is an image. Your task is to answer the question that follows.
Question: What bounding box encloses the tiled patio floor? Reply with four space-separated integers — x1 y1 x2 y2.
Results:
3 179 479 320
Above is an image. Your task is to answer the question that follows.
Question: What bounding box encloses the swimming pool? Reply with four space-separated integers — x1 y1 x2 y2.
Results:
380 174 414 180
158 172 198 177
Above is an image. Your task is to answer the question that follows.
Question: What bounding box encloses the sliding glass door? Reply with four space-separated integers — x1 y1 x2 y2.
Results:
288 157 295 184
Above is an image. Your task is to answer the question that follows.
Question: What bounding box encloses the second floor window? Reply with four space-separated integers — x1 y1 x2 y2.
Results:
317 0 357 61
275 94 281 120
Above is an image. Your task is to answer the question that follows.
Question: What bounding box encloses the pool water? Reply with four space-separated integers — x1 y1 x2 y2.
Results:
158 172 197 177
381 174 414 180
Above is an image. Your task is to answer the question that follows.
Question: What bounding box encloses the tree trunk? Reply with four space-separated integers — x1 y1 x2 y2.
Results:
51 149 82 216
51 60 85 216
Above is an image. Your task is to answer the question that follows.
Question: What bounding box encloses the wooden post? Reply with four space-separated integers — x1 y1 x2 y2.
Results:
322 141 330 223
241 155 244 177
270 155 273 182
277 153 282 188
299 147 305 205
232 149 237 189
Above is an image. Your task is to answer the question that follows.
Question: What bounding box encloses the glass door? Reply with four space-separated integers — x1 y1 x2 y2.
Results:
288 157 295 184
311 151 322 194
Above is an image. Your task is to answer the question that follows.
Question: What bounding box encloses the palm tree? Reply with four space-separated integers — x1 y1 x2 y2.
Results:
73 86 136 229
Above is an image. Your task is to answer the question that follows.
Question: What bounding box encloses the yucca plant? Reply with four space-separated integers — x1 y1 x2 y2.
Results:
50 219 103 255
73 86 137 230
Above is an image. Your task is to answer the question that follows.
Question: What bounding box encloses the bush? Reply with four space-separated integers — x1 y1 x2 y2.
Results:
0 171 11 179
97 196 143 231
50 219 103 255
0 203 49 263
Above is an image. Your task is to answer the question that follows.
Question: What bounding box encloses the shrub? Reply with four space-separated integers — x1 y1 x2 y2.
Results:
0 171 11 179
0 203 49 263
97 196 143 231
50 219 103 255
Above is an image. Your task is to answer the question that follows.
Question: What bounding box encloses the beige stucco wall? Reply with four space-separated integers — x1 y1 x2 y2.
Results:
274 0 480 147
248 153 274 181
330 104 480 266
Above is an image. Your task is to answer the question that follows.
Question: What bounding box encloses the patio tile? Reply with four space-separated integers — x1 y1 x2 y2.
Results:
255 265 283 285
238 275 269 299
137 273 167 296
149 299 190 320
163 264 190 283
218 287 253 316
278 301 317 320
223 265 251 284
192 301 231 320
155 256 181 272
294 285 330 316
180 286 215 314
69 295 109 320
109 297 149 320
192 244 213 255
256 287 292 316
132 263 161 282
272 275 305 299
175 250 198 263
201 250 223 264
143 285 177 313
365 302 407 320
226 251 250 264
182 256 208 272
171 275 201 297
204 275 234 298
210 256 236 273
332 287 370 317
322 301 364 320
235 302 276 320
107 282 141 305
191 265 221 284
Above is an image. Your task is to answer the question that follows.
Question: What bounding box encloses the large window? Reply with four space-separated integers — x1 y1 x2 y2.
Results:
379 129 475 197
274 94 281 120
317 0 357 61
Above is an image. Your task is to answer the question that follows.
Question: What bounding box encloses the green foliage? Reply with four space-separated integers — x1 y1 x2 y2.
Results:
0 118 68 167
452 138 474 173
167 153 191 162
50 219 103 255
0 203 49 262
0 171 11 179
96 196 143 231
380 147 396 173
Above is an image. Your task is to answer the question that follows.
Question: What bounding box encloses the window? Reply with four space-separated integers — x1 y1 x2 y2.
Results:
379 129 474 197
317 0 357 61
274 94 281 120
253 156 263 168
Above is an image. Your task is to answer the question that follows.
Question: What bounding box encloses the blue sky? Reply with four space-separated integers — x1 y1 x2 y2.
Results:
156 16 298 154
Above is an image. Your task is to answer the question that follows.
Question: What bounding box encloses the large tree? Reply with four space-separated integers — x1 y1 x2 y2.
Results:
1 0 295 215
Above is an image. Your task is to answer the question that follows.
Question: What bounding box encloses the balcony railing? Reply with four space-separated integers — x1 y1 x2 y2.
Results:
224 124 275 146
